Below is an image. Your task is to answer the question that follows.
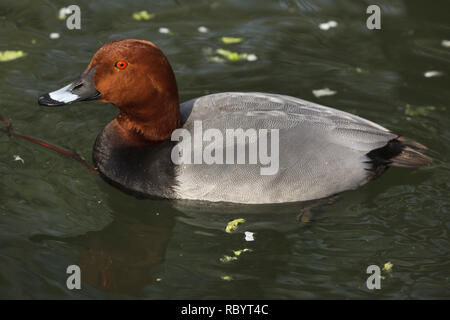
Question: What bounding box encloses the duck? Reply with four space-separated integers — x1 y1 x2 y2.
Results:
38 39 431 204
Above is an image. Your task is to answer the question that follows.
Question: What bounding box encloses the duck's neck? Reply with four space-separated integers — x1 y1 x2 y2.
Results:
115 100 182 147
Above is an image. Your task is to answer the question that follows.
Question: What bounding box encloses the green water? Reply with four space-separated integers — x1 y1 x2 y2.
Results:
0 0 449 299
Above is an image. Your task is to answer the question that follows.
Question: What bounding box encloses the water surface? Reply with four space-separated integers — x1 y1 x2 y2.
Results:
0 0 449 299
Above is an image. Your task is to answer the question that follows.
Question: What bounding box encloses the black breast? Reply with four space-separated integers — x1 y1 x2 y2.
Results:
92 124 179 199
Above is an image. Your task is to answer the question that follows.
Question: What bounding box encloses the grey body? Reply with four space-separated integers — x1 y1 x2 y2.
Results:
93 92 397 204
172 92 397 204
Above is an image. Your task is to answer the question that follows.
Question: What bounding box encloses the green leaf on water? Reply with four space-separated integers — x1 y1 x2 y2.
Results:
225 218 245 233
132 10 155 21
233 248 252 256
219 255 238 263
221 37 244 44
0 50 27 62
405 104 435 117
216 49 249 61
219 248 252 263
207 56 225 63
382 261 393 272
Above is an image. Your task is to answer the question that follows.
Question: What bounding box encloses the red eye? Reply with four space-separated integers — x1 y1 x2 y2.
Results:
115 60 128 70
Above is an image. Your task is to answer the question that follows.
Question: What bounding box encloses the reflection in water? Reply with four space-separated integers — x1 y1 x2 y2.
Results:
30 195 337 296
32 201 176 296
74 212 175 294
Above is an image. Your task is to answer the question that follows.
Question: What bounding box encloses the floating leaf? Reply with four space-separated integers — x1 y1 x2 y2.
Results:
216 49 247 61
382 261 393 272
208 56 225 63
159 27 173 35
405 104 435 117
219 255 238 263
132 10 155 21
13 155 24 164
225 218 245 233
312 88 336 98
233 248 252 256
58 7 72 20
424 70 444 78
319 20 338 30
221 37 244 44
215 49 257 62
219 248 252 263
442 40 450 48
0 50 26 62
246 54 258 62
221 275 233 281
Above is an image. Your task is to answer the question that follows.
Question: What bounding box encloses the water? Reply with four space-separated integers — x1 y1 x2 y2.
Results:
0 0 449 299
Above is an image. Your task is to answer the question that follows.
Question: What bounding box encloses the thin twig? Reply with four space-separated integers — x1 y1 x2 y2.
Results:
0 112 98 174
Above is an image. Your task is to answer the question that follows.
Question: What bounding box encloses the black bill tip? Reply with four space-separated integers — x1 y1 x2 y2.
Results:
38 93 66 107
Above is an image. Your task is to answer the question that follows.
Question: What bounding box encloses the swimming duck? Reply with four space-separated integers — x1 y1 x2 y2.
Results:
38 39 431 204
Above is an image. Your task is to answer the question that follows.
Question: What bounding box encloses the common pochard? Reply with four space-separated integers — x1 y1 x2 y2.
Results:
38 39 431 204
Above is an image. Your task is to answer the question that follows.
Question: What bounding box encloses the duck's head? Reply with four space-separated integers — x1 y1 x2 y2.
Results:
38 39 181 141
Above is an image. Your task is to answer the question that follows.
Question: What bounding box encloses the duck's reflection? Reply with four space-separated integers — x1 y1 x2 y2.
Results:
31 198 176 296
30 190 339 296
73 209 175 294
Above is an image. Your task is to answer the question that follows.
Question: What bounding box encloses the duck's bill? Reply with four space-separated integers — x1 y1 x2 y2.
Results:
38 67 101 106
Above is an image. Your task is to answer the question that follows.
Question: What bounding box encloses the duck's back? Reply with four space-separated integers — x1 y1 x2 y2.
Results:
174 92 397 203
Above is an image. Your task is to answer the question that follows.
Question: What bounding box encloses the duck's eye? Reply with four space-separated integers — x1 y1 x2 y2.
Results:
115 60 128 70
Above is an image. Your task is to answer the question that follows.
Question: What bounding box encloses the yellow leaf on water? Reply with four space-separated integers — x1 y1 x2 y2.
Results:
216 49 246 61
220 248 252 263
221 275 232 281
405 104 435 117
225 218 245 233
383 261 393 272
207 56 225 63
219 255 238 263
233 248 252 256
221 37 244 44
132 10 155 21
0 50 26 62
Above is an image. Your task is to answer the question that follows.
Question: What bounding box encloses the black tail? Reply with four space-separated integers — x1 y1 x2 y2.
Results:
366 137 432 178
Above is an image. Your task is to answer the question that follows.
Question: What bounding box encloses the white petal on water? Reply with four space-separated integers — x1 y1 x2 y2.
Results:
319 23 330 30
244 231 254 241
159 27 170 34
424 70 444 78
312 88 337 98
58 7 72 20
319 20 338 31
198 26 209 33
13 155 24 164
328 20 338 27
441 40 450 48
246 54 258 61
49 33 60 39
